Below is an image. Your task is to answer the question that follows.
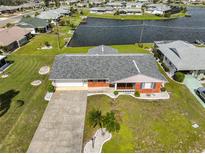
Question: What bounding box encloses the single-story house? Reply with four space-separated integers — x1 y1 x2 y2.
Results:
145 4 171 15
0 55 10 72
0 26 32 53
90 7 114 14
89 0 105 6
66 0 80 5
17 17 50 34
154 40 205 79
77 2 88 8
119 8 142 15
106 2 124 8
126 2 139 8
50 46 167 93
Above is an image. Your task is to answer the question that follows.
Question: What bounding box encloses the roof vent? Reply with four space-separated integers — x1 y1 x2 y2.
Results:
169 48 181 59
102 45 104 54
133 60 141 73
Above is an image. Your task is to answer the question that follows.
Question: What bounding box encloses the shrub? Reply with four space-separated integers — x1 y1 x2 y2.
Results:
138 43 143 48
173 72 185 82
161 87 166 92
134 91 140 97
161 63 170 72
48 82 55 92
113 91 118 96
44 41 51 47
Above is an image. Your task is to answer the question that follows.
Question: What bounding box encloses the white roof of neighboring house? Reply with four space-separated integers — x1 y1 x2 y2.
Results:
37 7 69 20
146 4 171 12
155 40 205 71
0 55 6 61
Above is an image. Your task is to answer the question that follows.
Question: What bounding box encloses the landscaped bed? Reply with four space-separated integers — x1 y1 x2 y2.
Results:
83 67 205 152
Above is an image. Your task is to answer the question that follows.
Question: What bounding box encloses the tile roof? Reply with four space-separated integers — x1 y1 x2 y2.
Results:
0 26 32 46
155 40 205 71
50 54 166 82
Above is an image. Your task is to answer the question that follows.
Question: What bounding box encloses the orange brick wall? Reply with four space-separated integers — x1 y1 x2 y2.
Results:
135 82 162 93
88 81 110 87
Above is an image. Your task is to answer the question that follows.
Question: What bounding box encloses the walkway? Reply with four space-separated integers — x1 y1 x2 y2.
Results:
183 75 205 108
27 90 88 153
84 128 112 153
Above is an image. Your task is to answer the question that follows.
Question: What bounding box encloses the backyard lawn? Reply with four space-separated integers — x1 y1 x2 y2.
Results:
84 66 205 152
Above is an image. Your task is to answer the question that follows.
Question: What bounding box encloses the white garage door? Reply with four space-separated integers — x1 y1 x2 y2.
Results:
55 81 84 87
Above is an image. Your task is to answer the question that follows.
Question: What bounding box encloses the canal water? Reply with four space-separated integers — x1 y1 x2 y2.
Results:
68 7 205 47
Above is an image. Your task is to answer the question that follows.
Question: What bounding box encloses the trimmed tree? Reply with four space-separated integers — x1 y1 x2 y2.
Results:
103 111 120 133
88 109 104 134
173 72 185 82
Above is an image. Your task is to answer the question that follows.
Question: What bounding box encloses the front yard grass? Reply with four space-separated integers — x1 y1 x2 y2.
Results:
0 55 54 152
84 65 205 152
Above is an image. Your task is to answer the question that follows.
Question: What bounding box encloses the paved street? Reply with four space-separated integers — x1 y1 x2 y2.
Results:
0 10 40 27
27 90 88 153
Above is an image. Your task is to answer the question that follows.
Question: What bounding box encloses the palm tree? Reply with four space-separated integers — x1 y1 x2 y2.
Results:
88 109 104 134
103 111 120 133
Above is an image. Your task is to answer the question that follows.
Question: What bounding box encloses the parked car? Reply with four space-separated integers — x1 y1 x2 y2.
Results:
195 87 205 102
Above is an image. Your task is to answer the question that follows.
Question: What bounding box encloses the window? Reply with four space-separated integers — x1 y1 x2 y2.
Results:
141 83 156 89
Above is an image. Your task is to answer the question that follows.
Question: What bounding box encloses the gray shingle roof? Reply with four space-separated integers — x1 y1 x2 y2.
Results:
155 40 205 71
50 54 166 82
17 17 49 29
88 45 118 55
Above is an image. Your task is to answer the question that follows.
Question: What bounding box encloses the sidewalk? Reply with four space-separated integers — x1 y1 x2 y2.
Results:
84 128 112 153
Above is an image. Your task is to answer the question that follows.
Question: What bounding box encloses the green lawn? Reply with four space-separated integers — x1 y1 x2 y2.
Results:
0 55 54 152
84 65 205 152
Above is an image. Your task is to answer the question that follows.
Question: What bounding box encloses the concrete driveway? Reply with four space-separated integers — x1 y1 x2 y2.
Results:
27 90 88 153
183 75 205 108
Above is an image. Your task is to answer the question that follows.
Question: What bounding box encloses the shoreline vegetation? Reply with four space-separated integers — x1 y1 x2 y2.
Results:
81 8 186 21
87 12 186 20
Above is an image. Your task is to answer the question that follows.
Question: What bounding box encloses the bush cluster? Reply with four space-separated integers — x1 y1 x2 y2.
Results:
134 91 140 97
113 91 118 96
48 82 55 93
173 72 185 82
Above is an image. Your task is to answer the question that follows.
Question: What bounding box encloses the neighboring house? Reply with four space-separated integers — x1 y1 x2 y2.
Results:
50 46 167 93
126 2 138 8
0 26 32 53
37 7 69 23
90 7 114 14
145 4 171 15
154 40 205 79
89 0 105 6
119 8 142 15
0 2 40 14
66 0 80 5
77 2 88 8
0 55 10 72
106 2 124 8
17 17 50 34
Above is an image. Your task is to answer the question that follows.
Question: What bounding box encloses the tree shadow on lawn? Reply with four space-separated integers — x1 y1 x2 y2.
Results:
0 90 19 117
